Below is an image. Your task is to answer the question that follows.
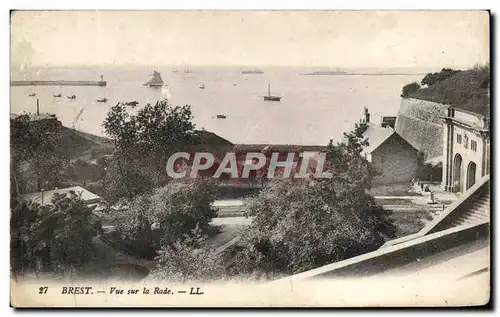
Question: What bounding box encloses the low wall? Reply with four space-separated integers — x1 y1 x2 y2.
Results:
395 98 448 160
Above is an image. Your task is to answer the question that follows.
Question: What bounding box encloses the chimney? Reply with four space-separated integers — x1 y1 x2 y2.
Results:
36 99 39 115
364 107 370 124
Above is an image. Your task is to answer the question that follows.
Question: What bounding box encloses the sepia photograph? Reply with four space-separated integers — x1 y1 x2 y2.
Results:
9 10 490 307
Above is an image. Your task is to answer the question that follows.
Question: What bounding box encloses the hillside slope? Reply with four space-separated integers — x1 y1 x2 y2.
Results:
409 67 490 117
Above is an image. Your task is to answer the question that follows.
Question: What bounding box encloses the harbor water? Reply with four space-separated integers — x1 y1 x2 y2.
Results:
10 66 423 145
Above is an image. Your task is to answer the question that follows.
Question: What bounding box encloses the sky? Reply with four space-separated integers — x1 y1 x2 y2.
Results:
10 10 490 68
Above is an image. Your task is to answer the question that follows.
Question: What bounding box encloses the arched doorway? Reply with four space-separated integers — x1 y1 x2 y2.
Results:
453 154 463 193
466 162 477 190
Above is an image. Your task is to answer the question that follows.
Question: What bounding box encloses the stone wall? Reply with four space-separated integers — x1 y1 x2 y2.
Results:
395 98 448 160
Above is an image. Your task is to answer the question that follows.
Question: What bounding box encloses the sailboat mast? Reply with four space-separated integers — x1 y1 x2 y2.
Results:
268 81 271 97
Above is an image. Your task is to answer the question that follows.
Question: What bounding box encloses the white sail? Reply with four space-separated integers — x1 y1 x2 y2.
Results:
145 70 164 87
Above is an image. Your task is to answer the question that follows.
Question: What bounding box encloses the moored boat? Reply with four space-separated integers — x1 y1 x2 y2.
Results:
53 93 62 97
67 95 76 99
97 98 108 103
28 93 36 97
217 114 227 119
263 81 281 101
126 101 139 107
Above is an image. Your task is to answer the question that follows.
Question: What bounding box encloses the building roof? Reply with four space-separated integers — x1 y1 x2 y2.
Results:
20 186 102 205
361 124 397 154
233 144 327 153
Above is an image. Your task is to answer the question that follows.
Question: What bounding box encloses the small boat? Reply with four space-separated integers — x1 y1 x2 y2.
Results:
263 81 281 102
53 93 62 97
199 84 205 89
28 93 36 97
126 101 139 107
216 114 227 119
233 83 237 86
97 98 108 103
67 95 76 99
143 70 164 87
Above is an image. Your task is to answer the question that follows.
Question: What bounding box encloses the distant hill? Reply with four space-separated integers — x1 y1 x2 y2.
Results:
409 67 490 117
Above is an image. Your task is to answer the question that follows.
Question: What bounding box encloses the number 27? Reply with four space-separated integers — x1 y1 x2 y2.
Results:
39 286 48 294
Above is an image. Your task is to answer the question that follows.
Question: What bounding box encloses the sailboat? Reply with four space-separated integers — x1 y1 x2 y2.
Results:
263 81 281 101
143 70 164 87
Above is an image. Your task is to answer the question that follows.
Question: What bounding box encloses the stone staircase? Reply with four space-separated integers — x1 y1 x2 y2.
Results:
452 190 490 227
382 175 490 248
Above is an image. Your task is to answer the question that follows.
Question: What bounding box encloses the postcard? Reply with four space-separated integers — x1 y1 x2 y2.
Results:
10 10 490 307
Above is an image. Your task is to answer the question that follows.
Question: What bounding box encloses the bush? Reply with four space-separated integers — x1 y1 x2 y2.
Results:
10 191 103 276
401 82 421 98
421 68 461 87
108 180 219 259
148 230 226 282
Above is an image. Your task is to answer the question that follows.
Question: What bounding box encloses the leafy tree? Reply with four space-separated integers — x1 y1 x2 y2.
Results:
401 82 421 98
102 100 196 200
234 126 396 275
10 191 103 276
421 68 461 87
10 197 40 276
421 72 439 87
107 180 219 259
10 117 67 193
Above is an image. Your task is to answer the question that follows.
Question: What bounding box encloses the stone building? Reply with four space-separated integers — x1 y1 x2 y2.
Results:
442 107 490 193
360 109 419 185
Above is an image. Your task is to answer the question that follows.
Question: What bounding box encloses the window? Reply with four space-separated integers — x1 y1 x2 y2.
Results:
471 140 477 152
457 134 462 144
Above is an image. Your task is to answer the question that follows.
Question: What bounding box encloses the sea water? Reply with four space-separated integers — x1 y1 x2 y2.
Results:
10 66 423 145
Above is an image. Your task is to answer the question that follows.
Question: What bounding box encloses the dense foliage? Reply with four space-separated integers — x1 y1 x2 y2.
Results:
10 117 67 193
232 125 397 275
421 68 461 87
102 100 196 201
410 65 490 117
401 82 421 98
149 231 226 282
107 180 219 259
10 191 103 277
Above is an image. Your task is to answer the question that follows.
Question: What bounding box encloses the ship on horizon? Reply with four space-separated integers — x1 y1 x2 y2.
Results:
143 70 164 87
300 68 348 75
241 68 264 74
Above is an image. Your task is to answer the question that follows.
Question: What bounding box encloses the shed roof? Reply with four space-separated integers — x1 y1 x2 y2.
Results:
20 186 101 205
361 124 397 154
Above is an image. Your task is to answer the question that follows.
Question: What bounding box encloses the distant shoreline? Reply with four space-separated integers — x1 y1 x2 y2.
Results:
300 72 427 76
